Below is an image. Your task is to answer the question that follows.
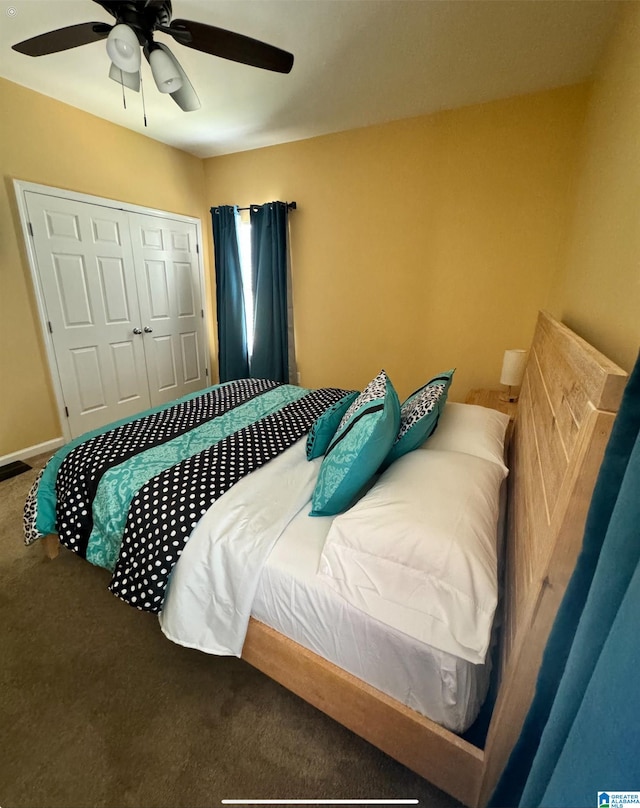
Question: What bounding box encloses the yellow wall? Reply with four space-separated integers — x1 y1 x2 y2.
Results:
0 75 600 458
547 3 640 373
0 78 210 456
204 84 589 402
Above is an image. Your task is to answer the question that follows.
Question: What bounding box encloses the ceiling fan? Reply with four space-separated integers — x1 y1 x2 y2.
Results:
12 0 294 112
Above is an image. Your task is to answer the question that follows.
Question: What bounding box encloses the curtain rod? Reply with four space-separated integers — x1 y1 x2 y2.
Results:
235 201 297 212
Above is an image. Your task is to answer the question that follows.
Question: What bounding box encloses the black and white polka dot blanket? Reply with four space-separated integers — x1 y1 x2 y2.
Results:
24 380 349 613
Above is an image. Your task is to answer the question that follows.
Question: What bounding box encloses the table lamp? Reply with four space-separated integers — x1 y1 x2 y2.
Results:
500 349 527 402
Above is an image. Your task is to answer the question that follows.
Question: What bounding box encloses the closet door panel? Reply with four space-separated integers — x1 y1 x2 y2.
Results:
149 335 179 392
175 262 196 316
180 332 201 383
25 192 151 438
130 213 207 407
70 346 105 412
98 257 133 324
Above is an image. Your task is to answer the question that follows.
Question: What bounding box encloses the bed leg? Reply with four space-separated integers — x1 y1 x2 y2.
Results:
43 534 60 560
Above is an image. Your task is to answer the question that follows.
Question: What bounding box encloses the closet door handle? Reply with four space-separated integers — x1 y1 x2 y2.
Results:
144 326 153 333
132 327 142 335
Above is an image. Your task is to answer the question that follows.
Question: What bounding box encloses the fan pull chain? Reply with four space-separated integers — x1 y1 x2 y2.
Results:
140 70 147 127
120 69 127 110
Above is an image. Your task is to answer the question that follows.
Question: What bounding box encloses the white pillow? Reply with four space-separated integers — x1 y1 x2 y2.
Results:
422 402 509 472
317 448 505 664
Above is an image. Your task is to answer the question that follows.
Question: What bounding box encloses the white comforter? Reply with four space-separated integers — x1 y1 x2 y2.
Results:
159 440 320 655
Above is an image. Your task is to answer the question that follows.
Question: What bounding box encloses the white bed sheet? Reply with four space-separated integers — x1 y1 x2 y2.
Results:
160 437 493 734
252 504 491 734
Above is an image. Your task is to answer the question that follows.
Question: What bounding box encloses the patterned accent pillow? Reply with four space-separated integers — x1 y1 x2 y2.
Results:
310 370 400 516
381 369 455 470
306 391 359 460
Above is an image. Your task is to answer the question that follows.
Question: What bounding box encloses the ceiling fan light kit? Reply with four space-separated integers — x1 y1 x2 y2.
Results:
11 0 294 113
148 45 183 93
154 42 200 111
106 22 140 72
108 62 140 92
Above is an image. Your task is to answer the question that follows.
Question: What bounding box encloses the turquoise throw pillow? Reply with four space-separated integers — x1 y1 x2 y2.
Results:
306 391 359 460
382 369 455 470
310 370 400 516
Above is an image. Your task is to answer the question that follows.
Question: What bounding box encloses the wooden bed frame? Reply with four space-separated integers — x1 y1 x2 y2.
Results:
43 311 627 807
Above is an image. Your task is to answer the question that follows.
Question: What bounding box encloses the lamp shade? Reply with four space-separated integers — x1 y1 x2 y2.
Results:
149 46 183 93
153 43 200 111
500 349 527 387
169 73 201 111
106 24 141 73
109 63 140 91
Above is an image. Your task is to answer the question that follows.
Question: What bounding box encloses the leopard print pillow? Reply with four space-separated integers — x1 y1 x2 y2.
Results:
382 369 455 469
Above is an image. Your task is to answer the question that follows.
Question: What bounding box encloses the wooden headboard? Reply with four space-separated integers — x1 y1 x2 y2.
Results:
242 311 628 807
478 310 627 803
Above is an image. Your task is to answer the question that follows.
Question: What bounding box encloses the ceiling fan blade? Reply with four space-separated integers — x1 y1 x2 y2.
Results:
167 19 294 74
12 22 112 57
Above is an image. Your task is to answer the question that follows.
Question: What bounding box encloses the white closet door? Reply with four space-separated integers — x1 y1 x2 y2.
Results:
129 213 207 407
25 192 151 437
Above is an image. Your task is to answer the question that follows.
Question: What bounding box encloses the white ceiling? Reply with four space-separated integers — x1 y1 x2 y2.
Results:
0 0 619 158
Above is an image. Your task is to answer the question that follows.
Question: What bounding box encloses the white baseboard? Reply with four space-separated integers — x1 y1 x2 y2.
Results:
0 437 64 468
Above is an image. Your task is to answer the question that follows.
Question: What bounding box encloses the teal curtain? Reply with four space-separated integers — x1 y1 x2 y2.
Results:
491 352 640 807
250 202 289 383
211 206 249 382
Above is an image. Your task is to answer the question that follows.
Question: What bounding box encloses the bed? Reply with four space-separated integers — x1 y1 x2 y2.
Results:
24 311 627 807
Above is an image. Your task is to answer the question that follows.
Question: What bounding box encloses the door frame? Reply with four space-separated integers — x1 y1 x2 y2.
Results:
13 179 211 443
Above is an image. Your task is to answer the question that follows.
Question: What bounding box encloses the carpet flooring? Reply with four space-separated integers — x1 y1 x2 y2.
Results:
0 454 462 808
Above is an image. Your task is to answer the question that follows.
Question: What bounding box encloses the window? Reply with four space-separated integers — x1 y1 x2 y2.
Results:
235 209 255 357
212 201 294 384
